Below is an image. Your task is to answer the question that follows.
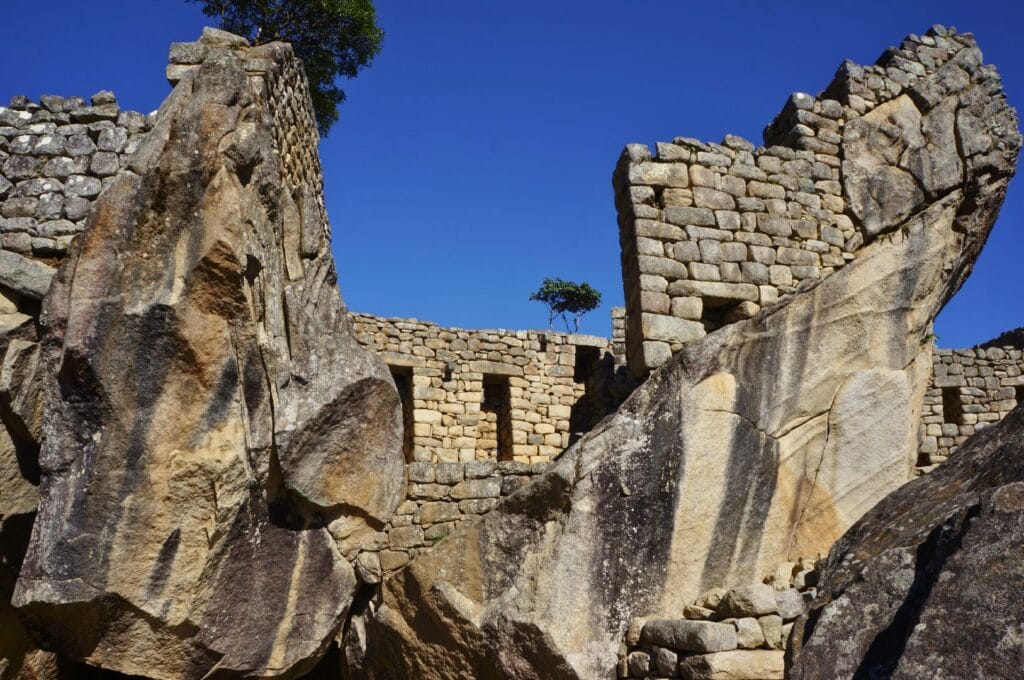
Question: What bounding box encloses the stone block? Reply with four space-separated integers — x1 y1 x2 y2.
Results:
638 255 688 279
679 650 784 680
378 550 410 571
693 187 736 210
758 615 784 650
775 589 805 621
458 498 498 514
641 619 738 653
418 502 462 525
354 552 382 585
653 647 678 676
689 165 719 188
735 617 766 649
450 478 501 500
629 161 688 187
641 313 705 344
689 262 722 281
665 206 716 227
464 460 495 479
388 525 425 549
407 462 435 483
626 650 650 677
670 296 703 320
719 584 778 617
640 290 671 314
670 241 701 263
667 280 759 302
721 241 748 262
641 341 672 369
741 261 770 284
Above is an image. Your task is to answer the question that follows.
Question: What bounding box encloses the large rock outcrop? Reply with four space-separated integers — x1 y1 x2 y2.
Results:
346 27 1020 679
10 30 403 679
788 402 1024 678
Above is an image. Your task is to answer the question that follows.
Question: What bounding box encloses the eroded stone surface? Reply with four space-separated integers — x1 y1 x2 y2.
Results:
347 26 1019 679
788 403 1024 678
10 33 403 679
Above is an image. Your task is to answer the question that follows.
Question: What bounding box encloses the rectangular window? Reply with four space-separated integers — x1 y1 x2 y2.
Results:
1016 386 1024 406
389 365 415 461
481 375 513 461
941 386 964 426
570 346 602 443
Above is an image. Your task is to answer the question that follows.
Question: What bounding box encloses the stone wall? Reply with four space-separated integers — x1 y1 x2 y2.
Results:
351 312 626 464
918 342 1024 471
0 93 152 262
614 26 988 377
357 459 550 579
619 561 819 679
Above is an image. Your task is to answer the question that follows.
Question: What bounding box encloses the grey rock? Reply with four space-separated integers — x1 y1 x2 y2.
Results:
69 104 119 123
0 250 54 299
33 193 64 221
97 127 128 153
16 178 63 197
90 90 117 105
89 151 119 176
62 196 90 221
788 405 1024 679
719 584 778 618
774 588 805 621
64 133 96 156
63 174 101 197
41 155 75 177
653 646 678 675
735 617 766 649
2 197 37 219
626 650 650 677
354 552 383 585
641 619 738 653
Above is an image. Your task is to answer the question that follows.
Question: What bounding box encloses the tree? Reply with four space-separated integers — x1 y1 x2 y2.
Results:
189 0 383 136
529 278 602 333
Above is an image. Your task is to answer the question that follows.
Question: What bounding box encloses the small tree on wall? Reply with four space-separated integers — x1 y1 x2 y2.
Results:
188 0 384 136
529 278 602 333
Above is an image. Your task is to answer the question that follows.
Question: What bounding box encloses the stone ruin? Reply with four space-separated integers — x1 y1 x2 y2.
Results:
0 21 1021 680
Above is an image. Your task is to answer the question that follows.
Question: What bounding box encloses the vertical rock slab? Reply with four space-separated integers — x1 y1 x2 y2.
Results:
787 403 1024 678
348 26 1019 679
12 30 403 680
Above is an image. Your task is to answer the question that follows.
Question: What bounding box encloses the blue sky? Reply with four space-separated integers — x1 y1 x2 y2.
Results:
2 1 1022 345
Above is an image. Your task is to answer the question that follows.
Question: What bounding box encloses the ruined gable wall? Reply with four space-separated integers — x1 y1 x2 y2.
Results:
614 26 1003 378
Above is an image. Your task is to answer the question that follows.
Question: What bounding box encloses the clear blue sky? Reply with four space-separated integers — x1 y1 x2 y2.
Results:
2 1 1022 345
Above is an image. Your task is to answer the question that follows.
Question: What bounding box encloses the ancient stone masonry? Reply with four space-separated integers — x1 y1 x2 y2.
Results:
918 340 1024 471
350 25 1019 679
346 313 630 577
353 459 552 582
351 312 626 464
0 93 153 262
614 25 1017 377
619 561 819 680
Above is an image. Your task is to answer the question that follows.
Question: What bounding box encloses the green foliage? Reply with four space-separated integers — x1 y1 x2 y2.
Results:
190 0 383 136
529 278 602 332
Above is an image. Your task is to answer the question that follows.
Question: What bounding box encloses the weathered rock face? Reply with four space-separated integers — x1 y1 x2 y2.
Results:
10 30 403 679
347 27 1020 679
788 402 1024 678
